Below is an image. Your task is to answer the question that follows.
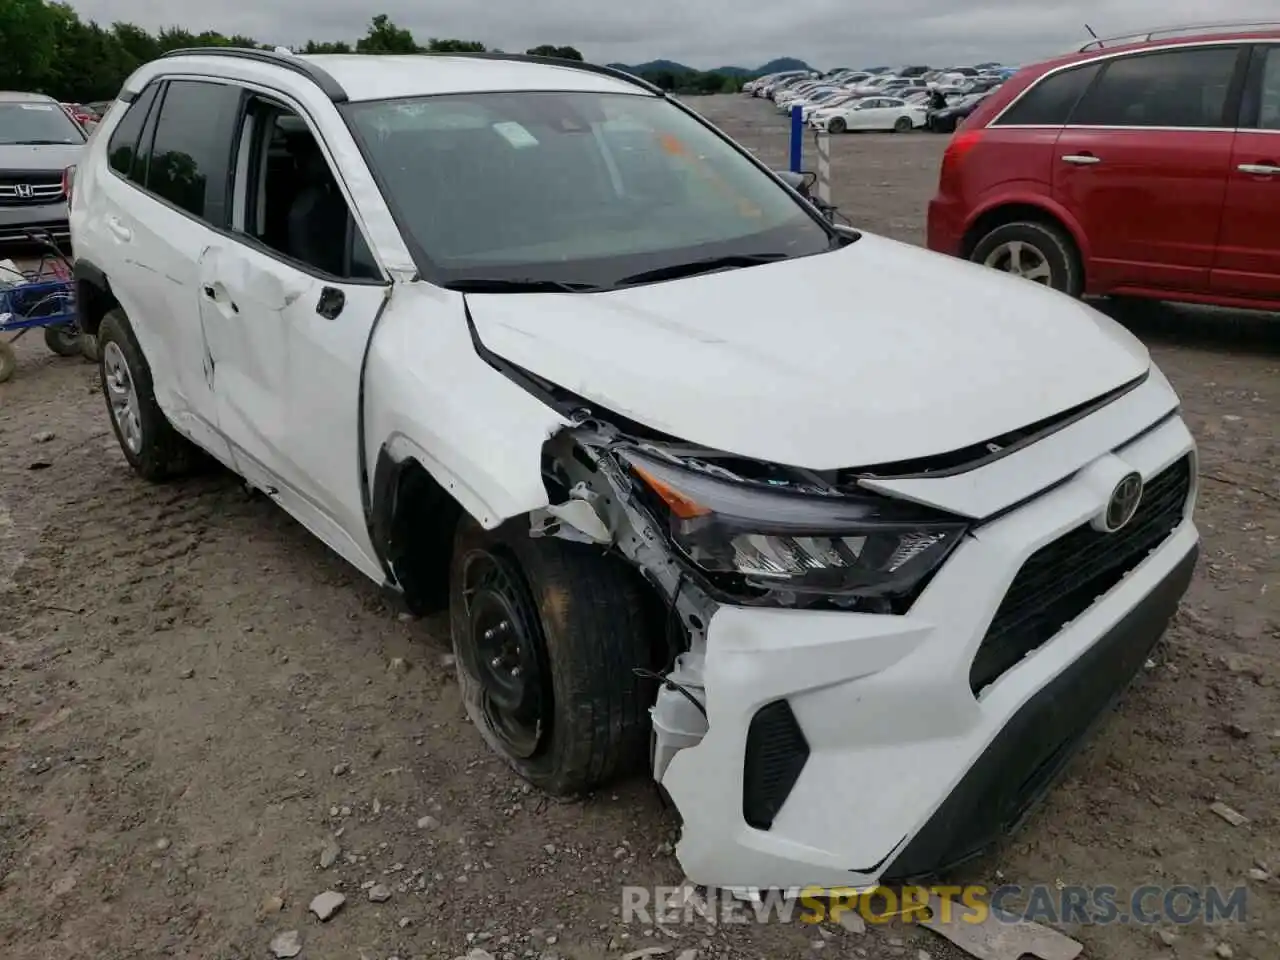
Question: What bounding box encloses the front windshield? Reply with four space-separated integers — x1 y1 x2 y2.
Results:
344 90 836 287
0 101 85 145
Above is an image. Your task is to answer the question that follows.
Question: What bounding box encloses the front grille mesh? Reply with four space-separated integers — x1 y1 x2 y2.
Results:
969 455 1192 694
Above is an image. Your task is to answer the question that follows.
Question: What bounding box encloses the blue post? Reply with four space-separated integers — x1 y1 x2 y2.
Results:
789 105 803 172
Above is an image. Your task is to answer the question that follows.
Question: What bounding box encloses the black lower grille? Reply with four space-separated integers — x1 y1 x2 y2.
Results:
742 700 809 830
970 454 1192 694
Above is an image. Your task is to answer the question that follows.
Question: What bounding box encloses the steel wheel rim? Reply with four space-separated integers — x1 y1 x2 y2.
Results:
983 240 1053 285
460 552 547 759
102 341 143 455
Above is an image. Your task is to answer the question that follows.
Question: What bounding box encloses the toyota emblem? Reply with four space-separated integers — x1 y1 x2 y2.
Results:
15 184 33 199
1103 472 1144 532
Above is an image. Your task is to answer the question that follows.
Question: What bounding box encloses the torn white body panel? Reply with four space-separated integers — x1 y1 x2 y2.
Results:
464 234 1150 470
362 284 568 530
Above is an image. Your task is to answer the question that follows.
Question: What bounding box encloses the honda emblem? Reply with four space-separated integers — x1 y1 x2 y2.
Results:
15 184 33 199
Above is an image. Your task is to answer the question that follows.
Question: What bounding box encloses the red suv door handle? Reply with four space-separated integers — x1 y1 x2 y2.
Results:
1062 153 1101 166
1238 162 1280 176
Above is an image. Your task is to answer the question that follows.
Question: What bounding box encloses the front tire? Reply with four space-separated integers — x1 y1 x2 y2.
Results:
97 308 203 481
828 116 846 134
449 516 657 795
893 116 912 133
969 220 1083 297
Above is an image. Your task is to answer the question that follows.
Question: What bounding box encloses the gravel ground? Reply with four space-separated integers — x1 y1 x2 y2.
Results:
1 94 1277 960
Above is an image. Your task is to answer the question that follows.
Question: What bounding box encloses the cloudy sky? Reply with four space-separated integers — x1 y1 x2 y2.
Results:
70 1 1280 69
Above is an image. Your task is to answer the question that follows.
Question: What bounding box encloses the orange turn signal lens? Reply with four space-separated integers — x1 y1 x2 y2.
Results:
630 463 711 519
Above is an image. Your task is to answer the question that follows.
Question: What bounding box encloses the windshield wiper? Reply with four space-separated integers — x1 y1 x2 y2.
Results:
7 139 77 146
445 277 599 294
612 253 790 288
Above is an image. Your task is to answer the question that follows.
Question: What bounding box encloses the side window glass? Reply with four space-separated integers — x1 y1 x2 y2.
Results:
233 98 380 280
1255 47 1280 130
107 83 159 182
145 80 242 224
1071 47 1240 128
994 63 1100 126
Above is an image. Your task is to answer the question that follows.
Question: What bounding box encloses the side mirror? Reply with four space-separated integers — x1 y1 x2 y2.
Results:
774 169 813 198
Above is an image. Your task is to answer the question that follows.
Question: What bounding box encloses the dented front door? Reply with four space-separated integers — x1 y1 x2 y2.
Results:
198 241 389 579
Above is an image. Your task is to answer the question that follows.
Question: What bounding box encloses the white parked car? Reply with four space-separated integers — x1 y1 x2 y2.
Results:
800 92 859 122
69 48 1200 894
813 95 927 133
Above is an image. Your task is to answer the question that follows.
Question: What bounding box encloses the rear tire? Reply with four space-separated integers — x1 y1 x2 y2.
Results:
97 308 204 482
449 515 658 796
0 339 15 383
969 220 1083 297
43 324 82 357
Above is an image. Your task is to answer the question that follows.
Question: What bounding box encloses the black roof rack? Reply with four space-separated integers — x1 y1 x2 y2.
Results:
415 51 666 95
1079 19 1280 51
156 47 665 103
159 46 349 102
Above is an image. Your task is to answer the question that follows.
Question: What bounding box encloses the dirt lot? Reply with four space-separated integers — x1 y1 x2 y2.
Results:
1 94 1277 960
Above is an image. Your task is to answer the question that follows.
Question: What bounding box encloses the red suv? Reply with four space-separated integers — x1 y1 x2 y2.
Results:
927 24 1280 311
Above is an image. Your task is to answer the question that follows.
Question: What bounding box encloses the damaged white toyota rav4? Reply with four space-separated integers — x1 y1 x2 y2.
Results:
70 48 1199 892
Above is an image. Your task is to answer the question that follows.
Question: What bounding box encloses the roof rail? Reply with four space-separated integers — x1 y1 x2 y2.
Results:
417 51 666 95
158 46 348 102
1079 19 1280 51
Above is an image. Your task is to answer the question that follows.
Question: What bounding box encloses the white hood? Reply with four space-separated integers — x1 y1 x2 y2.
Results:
465 234 1150 470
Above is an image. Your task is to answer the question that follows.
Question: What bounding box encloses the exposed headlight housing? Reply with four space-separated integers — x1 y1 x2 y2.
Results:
622 450 968 608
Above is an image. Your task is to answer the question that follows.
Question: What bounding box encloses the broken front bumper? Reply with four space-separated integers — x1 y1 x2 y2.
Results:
661 414 1198 892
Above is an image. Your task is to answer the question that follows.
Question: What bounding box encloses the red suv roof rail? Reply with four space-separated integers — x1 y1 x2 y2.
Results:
1078 19 1280 51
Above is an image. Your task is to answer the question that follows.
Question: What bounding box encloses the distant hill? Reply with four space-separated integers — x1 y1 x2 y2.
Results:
608 57 815 77
608 59 694 75
755 57 813 74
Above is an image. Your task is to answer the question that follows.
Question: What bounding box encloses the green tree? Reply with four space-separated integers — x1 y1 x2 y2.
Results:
0 0 58 90
526 44 583 60
302 39 353 54
0 1 589 100
356 14 418 54
426 37 486 53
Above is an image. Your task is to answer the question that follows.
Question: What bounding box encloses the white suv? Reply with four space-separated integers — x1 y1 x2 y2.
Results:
70 48 1200 893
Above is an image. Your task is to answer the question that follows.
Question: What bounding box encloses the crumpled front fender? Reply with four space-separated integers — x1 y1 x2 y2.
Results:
363 284 569 530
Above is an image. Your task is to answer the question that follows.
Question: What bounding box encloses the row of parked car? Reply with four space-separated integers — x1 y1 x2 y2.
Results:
744 65 1011 133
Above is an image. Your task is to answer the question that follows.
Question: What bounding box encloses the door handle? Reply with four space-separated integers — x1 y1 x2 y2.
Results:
1238 162 1280 176
1062 154 1101 165
316 286 345 320
106 216 131 241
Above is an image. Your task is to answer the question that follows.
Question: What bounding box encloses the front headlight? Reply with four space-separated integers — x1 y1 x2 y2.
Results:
622 450 968 604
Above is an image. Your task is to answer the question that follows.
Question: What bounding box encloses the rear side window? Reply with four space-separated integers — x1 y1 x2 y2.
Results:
993 63 1100 126
145 80 242 224
107 83 159 182
1243 45 1280 129
1070 46 1241 128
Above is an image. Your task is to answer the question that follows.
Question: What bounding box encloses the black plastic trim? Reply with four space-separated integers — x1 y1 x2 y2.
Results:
849 371 1149 483
881 542 1198 882
358 293 398 582
160 46 349 103
72 258 109 292
743 699 810 830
